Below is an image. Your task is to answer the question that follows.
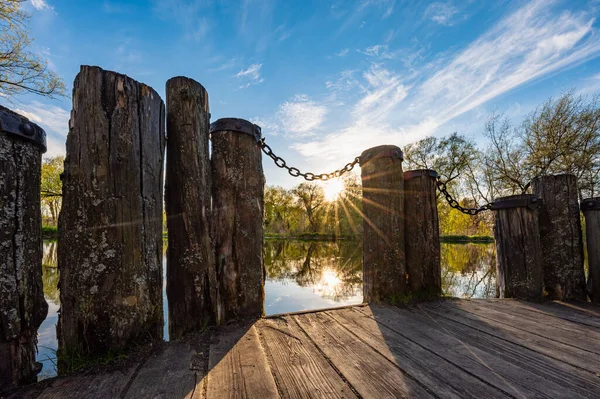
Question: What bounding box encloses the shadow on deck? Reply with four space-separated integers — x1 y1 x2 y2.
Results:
5 299 600 398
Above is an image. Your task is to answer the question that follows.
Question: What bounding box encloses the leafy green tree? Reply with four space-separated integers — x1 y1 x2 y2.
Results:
40 156 63 225
0 0 65 98
292 182 326 233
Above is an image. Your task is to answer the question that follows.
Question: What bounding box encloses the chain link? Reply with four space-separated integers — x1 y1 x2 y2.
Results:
259 137 492 215
258 138 360 181
435 178 493 215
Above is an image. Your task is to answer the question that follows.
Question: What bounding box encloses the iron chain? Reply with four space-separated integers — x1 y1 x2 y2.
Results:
258 138 361 181
435 178 493 215
259 137 491 215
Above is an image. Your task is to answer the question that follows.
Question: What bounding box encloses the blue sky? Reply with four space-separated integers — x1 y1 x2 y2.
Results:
5 0 600 187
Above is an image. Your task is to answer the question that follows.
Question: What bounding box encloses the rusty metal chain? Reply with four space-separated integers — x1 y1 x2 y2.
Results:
258 138 361 181
435 177 493 215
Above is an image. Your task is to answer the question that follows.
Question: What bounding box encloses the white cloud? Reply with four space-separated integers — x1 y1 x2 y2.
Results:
30 0 51 10
236 63 264 89
236 63 262 79
285 0 600 170
425 2 459 26
277 96 328 137
14 101 70 157
336 49 349 57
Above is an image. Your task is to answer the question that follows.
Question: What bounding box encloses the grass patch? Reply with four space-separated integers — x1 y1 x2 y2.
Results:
440 235 493 243
42 225 58 239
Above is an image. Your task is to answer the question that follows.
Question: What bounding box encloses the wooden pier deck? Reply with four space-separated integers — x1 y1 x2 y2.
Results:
7 299 600 399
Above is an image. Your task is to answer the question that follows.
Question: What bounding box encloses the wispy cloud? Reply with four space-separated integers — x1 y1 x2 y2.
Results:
425 2 459 26
278 95 329 137
357 44 396 59
236 63 264 88
30 0 52 10
336 48 349 57
284 0 600 169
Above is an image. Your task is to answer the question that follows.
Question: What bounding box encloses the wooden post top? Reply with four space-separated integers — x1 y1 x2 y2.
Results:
491 194 542 210
403 169 439 181
210 118 262 142
360 145 403 165
581 197 600 211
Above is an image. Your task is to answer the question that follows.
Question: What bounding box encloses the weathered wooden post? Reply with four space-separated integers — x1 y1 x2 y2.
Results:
0 106 48 387
492 194 544 299
581 197 600 303
531 174 586 300
165 77 217 338
211 118 265 322
404 169 441 297
360 145 406 303
58 66 166 358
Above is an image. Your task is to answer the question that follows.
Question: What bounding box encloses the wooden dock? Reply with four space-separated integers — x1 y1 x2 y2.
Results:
7 299 600 398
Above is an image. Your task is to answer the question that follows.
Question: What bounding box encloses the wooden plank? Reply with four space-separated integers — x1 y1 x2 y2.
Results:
479 300 600 335
449 300 600 354
256 317 357 399
37 364 138 399
503 300 600 329
326 308 508 398
356 305 592 398
422 301 600 373
205 323 278 399
123 341 201 399
294 312 435 398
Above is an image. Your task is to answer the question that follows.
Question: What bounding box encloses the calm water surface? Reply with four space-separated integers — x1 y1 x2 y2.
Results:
37 239 496 378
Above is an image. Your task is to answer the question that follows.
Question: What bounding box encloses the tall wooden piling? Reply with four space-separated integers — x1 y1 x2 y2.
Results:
582 197 600 303
531 174 586 300
492 194 544 299
165 77 217 338
404 169 441 296
360 145 406 303
0 106 48 387
58 66 166 357
211 118 265 322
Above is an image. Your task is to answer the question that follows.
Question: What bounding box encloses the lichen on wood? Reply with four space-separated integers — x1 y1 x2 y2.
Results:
0 113 48 387
58 66 166 360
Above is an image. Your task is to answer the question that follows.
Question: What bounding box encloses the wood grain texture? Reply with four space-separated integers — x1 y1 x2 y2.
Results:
58 66 166 357
123 341 201 399
0 112 48 387
294 311 434 398
493 194 544 299
205 324 278 399
403 170 441 296
37 365 138 399
327 308 507 398
165 77 217 339
211 121 265 322
256 317 357 399
453 300 600 354
423 302 600 373
582 198 600 303
360 145 406 303
359 305 598 398
532 174 586 300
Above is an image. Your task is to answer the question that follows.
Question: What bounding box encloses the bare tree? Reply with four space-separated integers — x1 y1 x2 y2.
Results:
0 0 65 99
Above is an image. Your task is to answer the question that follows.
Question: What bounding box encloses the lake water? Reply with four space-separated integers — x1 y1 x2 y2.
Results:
37 239 496 379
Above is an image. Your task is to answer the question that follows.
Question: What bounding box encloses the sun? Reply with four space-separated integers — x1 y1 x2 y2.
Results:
323 179 345 202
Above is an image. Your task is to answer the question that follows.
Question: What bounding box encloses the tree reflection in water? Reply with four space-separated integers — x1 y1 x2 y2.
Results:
265 240 363 302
